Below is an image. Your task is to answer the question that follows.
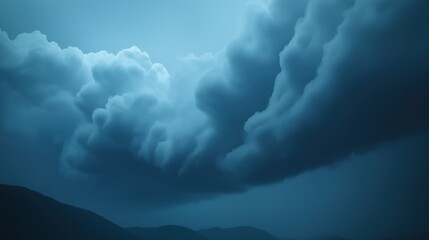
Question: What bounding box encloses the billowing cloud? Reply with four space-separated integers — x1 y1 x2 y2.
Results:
221 0 429 183
1 0 429 205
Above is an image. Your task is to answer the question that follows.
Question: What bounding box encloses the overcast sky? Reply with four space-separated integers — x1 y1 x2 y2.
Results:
1 0 429 239
0 0 249 68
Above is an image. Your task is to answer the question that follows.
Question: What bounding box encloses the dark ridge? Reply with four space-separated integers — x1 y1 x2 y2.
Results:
198 226 280 240
0 184 142 240
127 225 207 240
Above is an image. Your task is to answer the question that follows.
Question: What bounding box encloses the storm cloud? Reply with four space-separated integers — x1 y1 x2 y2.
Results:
1 0 429 205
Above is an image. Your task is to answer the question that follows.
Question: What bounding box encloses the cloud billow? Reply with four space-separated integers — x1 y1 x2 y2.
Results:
1 0 429 204
222 0 429 183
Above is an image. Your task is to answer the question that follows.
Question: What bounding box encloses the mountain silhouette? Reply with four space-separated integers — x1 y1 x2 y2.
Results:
0 184 141 240
1 183 351 240
311 236 349 240
128 225 207 240
128 225 281 240
198 226 280 240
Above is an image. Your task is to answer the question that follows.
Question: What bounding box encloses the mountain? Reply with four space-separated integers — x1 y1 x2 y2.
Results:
198 226 280 240
128 225 207 240
127 225 280 240
311 237 349 240
0 183 286 240
0 184 141 240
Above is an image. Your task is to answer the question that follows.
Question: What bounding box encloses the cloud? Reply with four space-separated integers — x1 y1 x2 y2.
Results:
1 0 429 205
221 0 429 183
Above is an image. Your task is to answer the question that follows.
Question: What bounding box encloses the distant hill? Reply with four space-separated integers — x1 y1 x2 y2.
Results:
0 183 325 240
127 225 281 240
0 184 141 240
128 225 207 240
198 226 280 240
311 236 349 240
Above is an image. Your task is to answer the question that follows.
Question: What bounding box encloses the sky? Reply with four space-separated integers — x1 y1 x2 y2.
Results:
0 0 429 239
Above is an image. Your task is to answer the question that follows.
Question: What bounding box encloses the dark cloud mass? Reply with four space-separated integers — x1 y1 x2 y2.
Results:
1 0 429 207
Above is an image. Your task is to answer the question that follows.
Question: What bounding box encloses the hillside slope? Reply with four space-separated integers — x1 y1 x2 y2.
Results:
0 184 142 240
